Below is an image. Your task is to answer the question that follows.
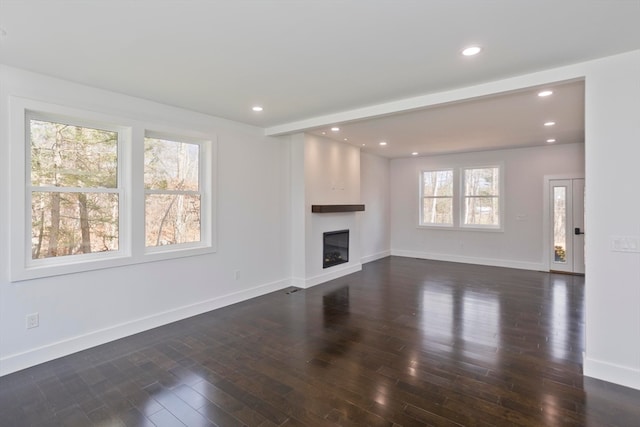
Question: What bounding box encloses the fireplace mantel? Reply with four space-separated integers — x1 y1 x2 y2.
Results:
311 204 365 213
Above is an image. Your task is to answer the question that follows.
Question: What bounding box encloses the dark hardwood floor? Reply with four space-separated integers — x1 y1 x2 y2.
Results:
1 256 639 426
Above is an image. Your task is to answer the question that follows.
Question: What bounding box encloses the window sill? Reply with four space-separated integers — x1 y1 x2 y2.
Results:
11 245 216 282
417 224 504 233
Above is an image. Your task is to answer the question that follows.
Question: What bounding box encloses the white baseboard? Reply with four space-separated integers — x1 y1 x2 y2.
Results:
391 249 544 272
290 276 306 288
0 278 290 377
303 263 362 289
584 353 640 391
361 250 391 264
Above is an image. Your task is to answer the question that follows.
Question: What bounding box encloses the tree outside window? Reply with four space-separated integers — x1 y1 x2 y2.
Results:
144 136 201 247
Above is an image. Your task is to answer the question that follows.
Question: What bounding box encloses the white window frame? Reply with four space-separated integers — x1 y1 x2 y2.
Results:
143 130 214 256
25 110 130 269
10 97 217 282
417 163 504 232
419 168 454 227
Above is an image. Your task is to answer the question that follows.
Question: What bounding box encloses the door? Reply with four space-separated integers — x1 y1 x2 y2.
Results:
550 178 585 274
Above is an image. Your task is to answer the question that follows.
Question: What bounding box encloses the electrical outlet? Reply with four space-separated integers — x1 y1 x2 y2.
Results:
26 313 39 329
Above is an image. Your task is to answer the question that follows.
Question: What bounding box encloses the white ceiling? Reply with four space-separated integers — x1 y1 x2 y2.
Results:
311 79 585 158
0 1 638 157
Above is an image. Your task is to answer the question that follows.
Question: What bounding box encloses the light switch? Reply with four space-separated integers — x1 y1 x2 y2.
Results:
611 236 640 253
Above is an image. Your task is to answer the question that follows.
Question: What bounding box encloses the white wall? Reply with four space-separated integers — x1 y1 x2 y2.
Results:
303 134 362 286
390 143 585 270
0 66 290 375
583 51 640 389
360 151 391 263
288 134 307 286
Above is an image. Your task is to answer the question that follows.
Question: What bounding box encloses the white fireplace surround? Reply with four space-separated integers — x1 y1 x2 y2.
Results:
288 133 366 288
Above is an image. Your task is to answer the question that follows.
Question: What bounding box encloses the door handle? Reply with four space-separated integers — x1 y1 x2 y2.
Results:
574 227 585 235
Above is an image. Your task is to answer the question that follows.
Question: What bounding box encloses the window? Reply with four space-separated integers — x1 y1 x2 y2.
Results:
463 167 500 228
420 169 453 226
28 115 122 260
144 135 202 249
11 98 216 281
419 165 502 231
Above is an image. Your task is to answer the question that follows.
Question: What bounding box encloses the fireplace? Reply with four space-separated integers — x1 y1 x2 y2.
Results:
323 229 349 268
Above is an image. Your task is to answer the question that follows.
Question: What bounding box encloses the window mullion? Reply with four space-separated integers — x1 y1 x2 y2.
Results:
454 167 461 228
130 126 145 258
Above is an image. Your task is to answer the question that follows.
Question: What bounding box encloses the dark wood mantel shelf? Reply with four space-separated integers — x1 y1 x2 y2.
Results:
311 204 365 213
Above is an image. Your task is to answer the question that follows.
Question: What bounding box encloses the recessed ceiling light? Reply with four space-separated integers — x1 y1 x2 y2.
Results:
462 46 482 56
544 121 556 127
252 106 263 112
547 138 556 143
538 90 553 97
343 138 348 141
331 127 340 132
379 141 387 146
321 132 326 135
411 152 418 156
361 143 366 146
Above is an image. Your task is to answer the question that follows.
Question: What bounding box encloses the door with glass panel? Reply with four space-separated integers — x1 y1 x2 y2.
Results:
550 179 585 274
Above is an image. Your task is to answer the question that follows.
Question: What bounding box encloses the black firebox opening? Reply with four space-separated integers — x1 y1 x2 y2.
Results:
323 229 349 269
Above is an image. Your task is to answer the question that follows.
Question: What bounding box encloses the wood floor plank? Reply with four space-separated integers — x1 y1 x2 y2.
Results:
2 257 639 426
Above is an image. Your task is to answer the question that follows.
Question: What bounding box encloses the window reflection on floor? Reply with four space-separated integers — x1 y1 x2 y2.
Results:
462 291 500 348
420 285 501 368
550 277 569 360
420 287 454 342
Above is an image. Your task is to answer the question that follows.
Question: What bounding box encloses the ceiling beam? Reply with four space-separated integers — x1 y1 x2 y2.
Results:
264 62 587 137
